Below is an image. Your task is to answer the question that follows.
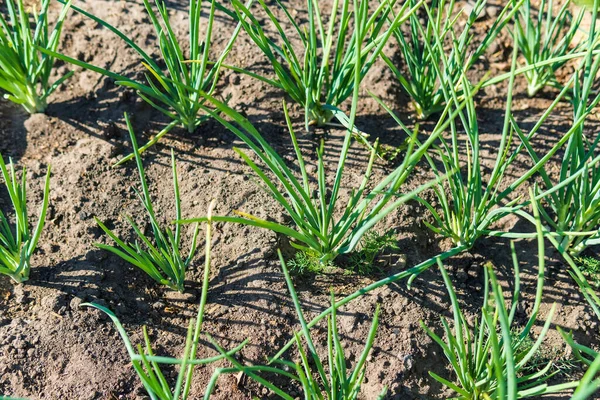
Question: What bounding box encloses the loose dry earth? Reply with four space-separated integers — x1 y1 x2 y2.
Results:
0 0 599 399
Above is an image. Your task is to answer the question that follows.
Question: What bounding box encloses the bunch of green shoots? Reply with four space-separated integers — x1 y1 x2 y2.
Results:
205 250 386 399
0 0 73 113
383 0 522 119
423 206 578 399
414 19 593 250
571 358 600 400
180 77 476 264
0 155 50 283
517 1 600 256
41 0 242 165
513 0 587 97
95 114 199 292
85 204 248 400
229 0 421 129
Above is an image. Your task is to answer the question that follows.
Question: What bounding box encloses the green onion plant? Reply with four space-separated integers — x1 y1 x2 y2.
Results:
571 356 600 400
513 0 587 97
40 0 242 164
95 114 200 292
423 208 578 399
85 204 248 399
383 0 522 119
179 83 475 264
205 249 386 399
229 0 421 129
516 1 600 256
414 20 594 250
0 0 73 113
0 155 50 283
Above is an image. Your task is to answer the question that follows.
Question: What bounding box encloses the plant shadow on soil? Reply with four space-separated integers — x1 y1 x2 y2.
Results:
0 101 28 162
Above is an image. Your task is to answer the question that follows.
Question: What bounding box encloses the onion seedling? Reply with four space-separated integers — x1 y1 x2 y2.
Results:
95 114 200 292
0 0 73 113
412 19 589 250
228 0 421 129
571 356 600 400
40 0 242 164
85 204 248 399
513 0 587 97
424 211 579 399
516 1 600 256
0 155 50 283
383 0 522 119
204 249 386 399
179 82 477 264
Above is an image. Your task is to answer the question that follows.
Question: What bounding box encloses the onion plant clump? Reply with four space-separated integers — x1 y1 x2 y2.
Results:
517 2 600 256
205 250 386 399
383 0 522 119
0 155 51 283
513 0 588 97
229 0 420 129
423 211 579 400
180 82 476 264
95 114 199 292
42 0 242 164
86 204 248 400
413 22 593 250
0 0 73 113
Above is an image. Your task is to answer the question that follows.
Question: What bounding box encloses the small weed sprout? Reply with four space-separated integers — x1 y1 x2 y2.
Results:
0 155 51 283
0 0 73 113
348 230 400 274
574 256 600 287
513 0 587 97
95 114 199 292
287 250 333 275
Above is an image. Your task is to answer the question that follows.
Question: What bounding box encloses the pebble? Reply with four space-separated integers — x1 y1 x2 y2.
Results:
41 293 67 313
164 290 197 302
70 297 83 311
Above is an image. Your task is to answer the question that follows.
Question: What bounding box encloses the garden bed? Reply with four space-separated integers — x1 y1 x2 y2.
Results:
0 0 599 398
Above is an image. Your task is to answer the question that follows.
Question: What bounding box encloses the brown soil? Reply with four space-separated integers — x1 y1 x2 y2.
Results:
0 0 599 399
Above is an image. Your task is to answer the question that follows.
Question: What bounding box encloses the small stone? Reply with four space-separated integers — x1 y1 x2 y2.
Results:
13 286 27 304
41 293 67 313
402 354 414 371
70 297 83 311
164 290 197 302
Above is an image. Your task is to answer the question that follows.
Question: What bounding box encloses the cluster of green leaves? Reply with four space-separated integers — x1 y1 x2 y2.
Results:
229 0 420 129
0 0 73 113
94 114 199 293
287 249 333 275
42 0 242 164
415 18 593 250
423 208 579 399
180 86 472 263
574 255 600 287
87 206 248 400
519 3 600 256
347 229 400 274
0 154 50 283
513 0 587 97
206 249 386 399
383 0 521 119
